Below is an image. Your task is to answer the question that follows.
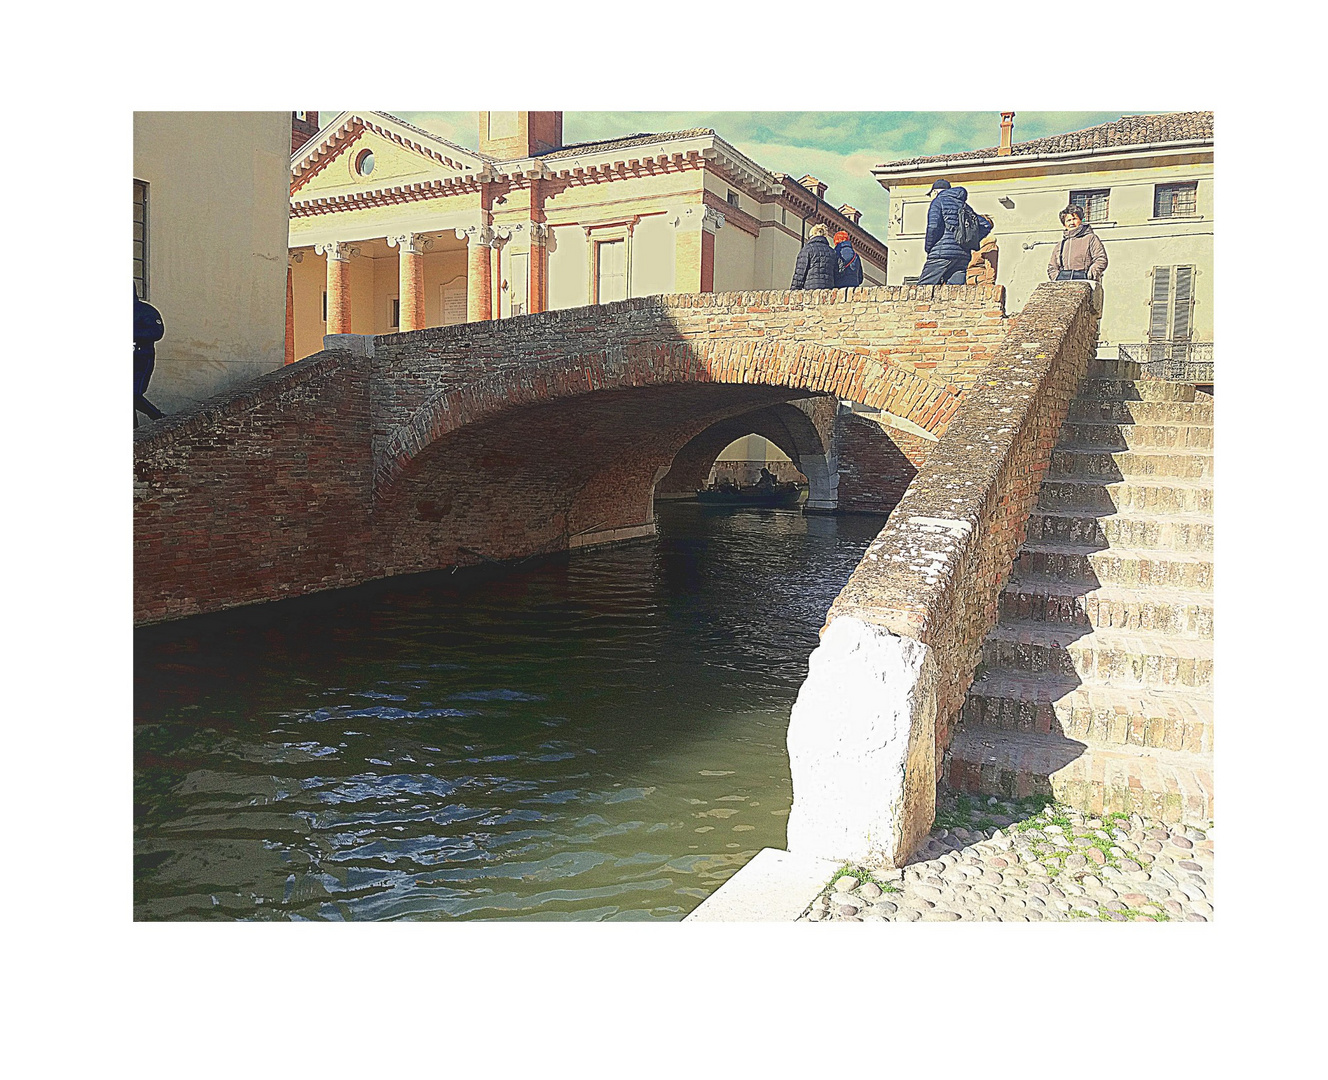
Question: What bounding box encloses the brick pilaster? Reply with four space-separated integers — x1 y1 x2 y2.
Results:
529 223 548 314
284 257 296 364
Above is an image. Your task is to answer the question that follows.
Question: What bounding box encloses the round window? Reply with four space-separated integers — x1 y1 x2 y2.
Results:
355 149 375 177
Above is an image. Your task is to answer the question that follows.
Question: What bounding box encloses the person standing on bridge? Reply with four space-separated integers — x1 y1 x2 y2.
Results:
1047 204 1108 282
790 222 839 290
917 179 993 286
833 230 863 288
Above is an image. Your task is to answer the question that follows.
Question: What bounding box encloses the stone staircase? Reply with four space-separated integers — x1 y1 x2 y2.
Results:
946 361 1214 824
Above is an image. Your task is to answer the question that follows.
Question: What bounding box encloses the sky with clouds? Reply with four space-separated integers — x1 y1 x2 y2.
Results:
393 111 1131 236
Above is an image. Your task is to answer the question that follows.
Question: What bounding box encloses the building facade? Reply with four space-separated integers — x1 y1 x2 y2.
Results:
134 112 292 414
286 111 888 364
872 112 1213 360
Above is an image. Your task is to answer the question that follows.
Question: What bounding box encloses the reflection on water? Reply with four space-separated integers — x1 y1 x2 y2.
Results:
134 504 883 921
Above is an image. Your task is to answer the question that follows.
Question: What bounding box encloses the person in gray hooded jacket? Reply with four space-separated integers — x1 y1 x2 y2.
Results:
1047 205 1108 281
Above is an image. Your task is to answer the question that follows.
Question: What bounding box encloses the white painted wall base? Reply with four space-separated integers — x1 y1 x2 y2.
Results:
567 523 657 549
684 847 842 922
786 616 938 867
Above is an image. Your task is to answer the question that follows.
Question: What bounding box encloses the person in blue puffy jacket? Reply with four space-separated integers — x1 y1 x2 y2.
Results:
833 231 863 288
917 179 993 286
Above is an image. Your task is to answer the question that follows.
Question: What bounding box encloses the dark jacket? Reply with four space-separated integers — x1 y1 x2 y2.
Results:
134 294 165 397
791 235 838 290
1047 223 1108 281
833 239 863 288
924 186 993 263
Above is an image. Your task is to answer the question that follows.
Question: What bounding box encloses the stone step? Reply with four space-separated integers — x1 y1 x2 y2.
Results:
1026 507 1213 553
1086 359 1145 380
999 578 1214 638
1076 378 1197 402
981 621 1213 690
1013 542 1213 592
1059 420 1213 451
1036 476 1212 515
1049 447 1214 481
946 727 1213 824
961 672 1213 752
1067 397 1213 425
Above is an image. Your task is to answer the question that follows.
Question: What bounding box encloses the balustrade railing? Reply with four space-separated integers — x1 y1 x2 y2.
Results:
1116 341 1213 382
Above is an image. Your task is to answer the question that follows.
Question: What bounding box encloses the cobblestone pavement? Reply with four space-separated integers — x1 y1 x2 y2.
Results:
800 792 1214 923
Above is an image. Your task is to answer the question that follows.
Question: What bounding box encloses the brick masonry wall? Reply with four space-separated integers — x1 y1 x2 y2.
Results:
370 285 1003 492
824 282 1103 762
834 412 933 515
133 350 375 623
135 285 1009 625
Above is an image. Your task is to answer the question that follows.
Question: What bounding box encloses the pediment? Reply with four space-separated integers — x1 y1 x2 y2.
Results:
291 111 487 198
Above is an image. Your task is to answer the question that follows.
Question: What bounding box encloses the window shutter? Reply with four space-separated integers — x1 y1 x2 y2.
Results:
1149 266 1172 341
1172 265 1194 342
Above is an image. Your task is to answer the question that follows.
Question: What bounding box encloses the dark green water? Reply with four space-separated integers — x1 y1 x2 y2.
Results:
133 504 883 921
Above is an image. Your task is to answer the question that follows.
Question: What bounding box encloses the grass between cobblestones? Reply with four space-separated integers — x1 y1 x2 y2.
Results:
811 795 1204 921
829 864 900 894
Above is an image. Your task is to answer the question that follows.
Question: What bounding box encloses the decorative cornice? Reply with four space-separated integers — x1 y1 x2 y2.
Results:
702 190 759 237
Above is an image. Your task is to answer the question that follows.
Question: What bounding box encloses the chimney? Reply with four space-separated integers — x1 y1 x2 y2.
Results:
999 111 1015 156
478 111 564 159
291 111 320 155
837 204 861 225
798 174 827 200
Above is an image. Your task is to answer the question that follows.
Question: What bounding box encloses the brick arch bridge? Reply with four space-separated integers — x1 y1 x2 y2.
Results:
136 279 1109 872
136 285 1006 624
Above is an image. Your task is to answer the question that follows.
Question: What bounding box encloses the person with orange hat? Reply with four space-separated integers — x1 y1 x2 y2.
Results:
832 230 863 289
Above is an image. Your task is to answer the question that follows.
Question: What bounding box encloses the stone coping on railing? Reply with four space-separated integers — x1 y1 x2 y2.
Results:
372 283 1006 349
132 348 352 456
785 281 1102 867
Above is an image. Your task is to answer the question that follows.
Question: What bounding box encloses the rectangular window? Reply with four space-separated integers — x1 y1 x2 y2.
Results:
727 189 740 209
901 201 929 236
1154 182 1198 218
903 276 920 287
321 291 327 323
1069 188 1110 223
390 298 400 329
1148 265 1197 344
595 239 627 304
133 179 148 299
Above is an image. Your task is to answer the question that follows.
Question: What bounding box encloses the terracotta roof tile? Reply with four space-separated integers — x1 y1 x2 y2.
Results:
876 111 1213 169
536 129 716 160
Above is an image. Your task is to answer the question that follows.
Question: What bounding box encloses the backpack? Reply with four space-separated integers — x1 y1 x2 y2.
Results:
134 296 165 344
953 202 985 252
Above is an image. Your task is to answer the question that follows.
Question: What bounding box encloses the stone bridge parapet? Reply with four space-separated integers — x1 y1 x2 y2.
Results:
786 282 1103 866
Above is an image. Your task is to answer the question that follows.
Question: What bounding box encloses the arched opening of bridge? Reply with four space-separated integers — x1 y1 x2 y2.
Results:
653 399 839 513
704 435 804 492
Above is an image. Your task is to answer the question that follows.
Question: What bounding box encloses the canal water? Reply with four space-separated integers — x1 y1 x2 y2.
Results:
134 503 884 921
